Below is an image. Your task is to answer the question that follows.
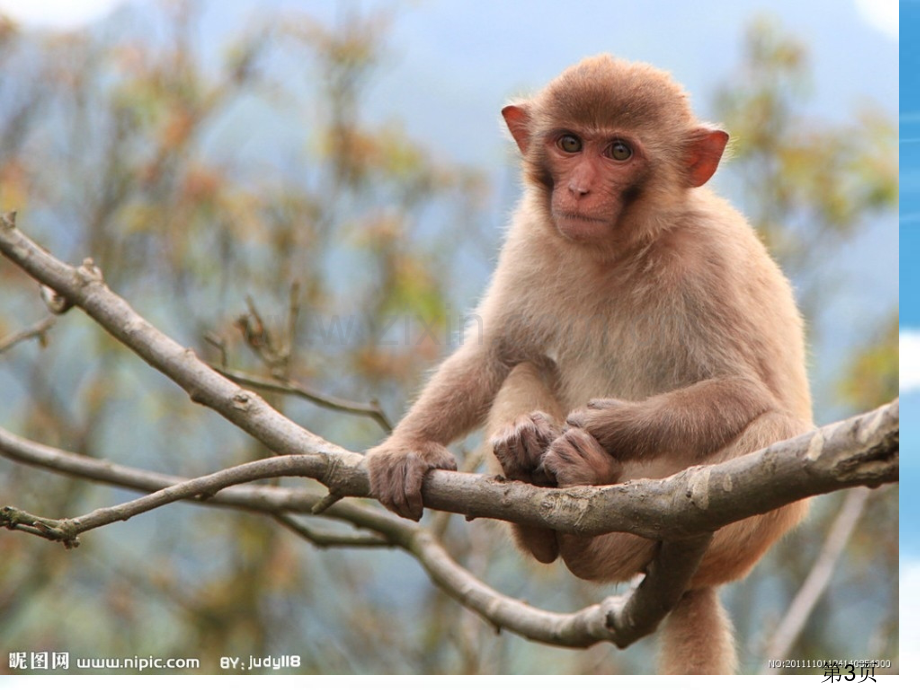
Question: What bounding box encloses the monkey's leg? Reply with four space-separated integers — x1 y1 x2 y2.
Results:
654 413 809 675
688 410 811 588
538 425 653 578
556 410 810 584
556 531 656 582
487 360 564 564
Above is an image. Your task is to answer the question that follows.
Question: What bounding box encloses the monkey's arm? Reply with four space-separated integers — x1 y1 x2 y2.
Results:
367 338 511 520
565 375 781 462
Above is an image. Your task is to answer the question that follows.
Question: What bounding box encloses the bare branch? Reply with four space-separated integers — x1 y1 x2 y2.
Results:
0 314 57 354
0 213 358 462
273 514 391 548
0 423 324 514
216 366 393 432
606 536 714 646
763 486 873 670
0 397 898 541
0 393 898 651
0 506 80 547
1 455 324 542
232 403 896 540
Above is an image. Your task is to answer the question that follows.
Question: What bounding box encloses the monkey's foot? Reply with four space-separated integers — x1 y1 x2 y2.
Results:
541 427 621 487
491 411 560 486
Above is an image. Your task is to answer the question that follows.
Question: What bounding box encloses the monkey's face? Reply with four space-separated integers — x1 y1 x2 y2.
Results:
540 128 648 243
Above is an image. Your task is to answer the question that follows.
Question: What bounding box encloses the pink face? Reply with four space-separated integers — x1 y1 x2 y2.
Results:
541 129 646 242
501 102 728 246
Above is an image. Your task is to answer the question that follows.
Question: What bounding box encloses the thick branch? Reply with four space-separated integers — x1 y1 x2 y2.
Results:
0 398 898 540
419 399 897 538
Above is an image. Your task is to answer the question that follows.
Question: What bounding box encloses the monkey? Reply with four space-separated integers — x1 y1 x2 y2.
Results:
366 55 811 674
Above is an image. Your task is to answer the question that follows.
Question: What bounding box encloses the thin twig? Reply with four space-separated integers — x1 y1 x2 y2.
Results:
286 280 300 365
216 366 393 432
273 513 391 548
1 455 318 541
204 331 228 368
0 315 57 354
763 487 873 670
311 491 344 514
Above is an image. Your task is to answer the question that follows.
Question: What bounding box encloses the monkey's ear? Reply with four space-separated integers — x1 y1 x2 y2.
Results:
502 104 532 154
685 128 729 187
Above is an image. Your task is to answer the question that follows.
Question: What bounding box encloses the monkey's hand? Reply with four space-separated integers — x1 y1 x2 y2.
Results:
490 411 560 487
565 398 639 458
366 439 457 521
541 427 621 487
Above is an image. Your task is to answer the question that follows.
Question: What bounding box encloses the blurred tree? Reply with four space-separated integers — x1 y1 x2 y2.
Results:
0 5 897 675
0 0 487 673
715 17 897 293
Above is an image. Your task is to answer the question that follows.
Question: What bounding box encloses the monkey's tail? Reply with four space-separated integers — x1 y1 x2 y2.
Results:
658 587 738 674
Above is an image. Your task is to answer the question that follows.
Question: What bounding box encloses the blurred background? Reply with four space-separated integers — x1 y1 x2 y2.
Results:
0 0 898 675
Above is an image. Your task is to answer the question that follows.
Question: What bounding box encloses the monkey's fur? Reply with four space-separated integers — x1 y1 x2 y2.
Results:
367 55 811 674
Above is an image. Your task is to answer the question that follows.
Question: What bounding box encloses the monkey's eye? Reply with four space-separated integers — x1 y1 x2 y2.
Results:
557 134 582 153
606 140 633 161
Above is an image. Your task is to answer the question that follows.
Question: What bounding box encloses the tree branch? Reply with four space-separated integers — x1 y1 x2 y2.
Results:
272 514 392 548
0 314 57 354
0 394 898 543
0 212 358 463
215 365 393 432
763 486 874 669
0 396 898 651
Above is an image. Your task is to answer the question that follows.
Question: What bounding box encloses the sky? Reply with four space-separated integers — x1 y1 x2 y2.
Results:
0 0 904 681
900 1 917 677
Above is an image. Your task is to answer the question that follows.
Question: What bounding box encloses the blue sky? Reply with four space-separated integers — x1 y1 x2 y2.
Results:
901 5 916 542
904 3 920 330
893 0 915 677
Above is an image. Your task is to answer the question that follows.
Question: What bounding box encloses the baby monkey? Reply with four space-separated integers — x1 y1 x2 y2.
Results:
367 55 811 674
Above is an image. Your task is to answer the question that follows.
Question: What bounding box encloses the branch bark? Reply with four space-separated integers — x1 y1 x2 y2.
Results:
0 396 898 542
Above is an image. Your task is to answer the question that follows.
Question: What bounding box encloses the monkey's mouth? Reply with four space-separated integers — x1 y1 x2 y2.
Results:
555 211 608 224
